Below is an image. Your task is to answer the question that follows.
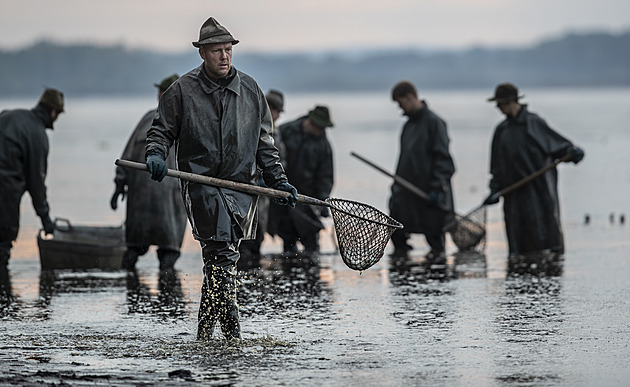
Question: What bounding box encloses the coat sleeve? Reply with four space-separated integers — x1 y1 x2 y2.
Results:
429 118 456 192
528 115 574 159
315 140 334 199
26 126 50 217
256 87 288 188
145 86 181 160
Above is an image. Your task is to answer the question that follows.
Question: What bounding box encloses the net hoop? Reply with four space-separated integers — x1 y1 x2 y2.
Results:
326 198 403 271
443 205 487 252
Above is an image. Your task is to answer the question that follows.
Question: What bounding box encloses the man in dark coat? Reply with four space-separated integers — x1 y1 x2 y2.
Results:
0 88 64 269
270 105 334 253
484 83 584 256
111 74 187 271
144 17 297 341
389 81 455 258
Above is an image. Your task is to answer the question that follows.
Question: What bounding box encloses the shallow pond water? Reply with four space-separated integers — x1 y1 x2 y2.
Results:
1 220 629 386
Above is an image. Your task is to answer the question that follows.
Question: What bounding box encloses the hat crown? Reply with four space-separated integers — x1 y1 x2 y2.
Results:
193 17 239 47
155 74 179 91
488 82 522 102
265 89 284 112
39 88 64 112
308 105 334 128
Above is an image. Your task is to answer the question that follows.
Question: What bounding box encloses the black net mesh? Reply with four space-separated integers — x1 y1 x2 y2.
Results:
445 205 487 252
326 198 403 271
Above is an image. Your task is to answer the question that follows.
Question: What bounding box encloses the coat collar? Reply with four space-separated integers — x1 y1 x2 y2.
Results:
198 65 241 96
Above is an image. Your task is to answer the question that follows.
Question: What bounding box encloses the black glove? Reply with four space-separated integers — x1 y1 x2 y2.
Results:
110 183 126 210
427 191 443 208
567 145 584 164
40 214 55 235
483 192 500 206
146 153 167 182
273 181 298 207
320 207 330 218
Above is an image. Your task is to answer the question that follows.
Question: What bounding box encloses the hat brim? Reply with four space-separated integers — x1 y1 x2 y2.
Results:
192 38 239 48
487 94 524 102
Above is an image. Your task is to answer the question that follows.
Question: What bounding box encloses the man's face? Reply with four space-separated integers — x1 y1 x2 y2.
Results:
496 100 519 117
270 108 281 125
394 94 416 115
199 42 233 78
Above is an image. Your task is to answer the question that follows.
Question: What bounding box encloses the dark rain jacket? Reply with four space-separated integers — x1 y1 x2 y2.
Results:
489 105 576 255
145 65 288 243
0 105 52 241
114 109 187 251
278 116 334 200
389 102 455 235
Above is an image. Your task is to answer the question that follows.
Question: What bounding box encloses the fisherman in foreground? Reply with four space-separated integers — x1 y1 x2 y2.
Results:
144 17 298 341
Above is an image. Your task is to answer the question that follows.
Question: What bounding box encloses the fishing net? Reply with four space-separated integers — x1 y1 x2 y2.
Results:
326 198 403 271
444 205 487 252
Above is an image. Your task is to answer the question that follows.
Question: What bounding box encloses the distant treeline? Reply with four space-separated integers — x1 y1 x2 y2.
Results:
1 30 629 98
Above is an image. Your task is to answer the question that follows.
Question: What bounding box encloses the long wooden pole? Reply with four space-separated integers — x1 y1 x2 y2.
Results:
114 159 328 207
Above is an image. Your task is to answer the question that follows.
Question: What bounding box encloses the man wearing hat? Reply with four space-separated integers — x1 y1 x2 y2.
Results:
111 74 187 271
0 88 64 269
144 17 297 341
270 105 335 253
389 80 455 260
484 82 584 256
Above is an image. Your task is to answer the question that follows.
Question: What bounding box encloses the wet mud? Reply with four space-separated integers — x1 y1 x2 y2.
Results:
2 222 630 386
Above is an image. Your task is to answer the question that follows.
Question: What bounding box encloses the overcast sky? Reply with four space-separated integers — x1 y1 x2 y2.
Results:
1 0 628 53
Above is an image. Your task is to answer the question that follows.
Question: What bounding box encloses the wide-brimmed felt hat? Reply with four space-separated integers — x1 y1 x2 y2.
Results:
265 89 284 112
308 105 334 128
39 88 64 112
192 17 239 48
154 74 179 92
487 82 524 103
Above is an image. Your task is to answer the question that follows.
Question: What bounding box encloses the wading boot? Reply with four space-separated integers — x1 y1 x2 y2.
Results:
122 249 140 271
0 242 11 270
196 277 218 341
158 249 180 271
216 270 242 341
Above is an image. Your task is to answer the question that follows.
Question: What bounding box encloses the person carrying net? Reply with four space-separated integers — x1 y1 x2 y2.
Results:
144 17 298 341
484 82 584 256
388 80 456 260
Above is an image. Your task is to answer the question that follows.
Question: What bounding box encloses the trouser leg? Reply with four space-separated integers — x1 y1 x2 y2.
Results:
157 248 181 271
0 241 11 270
301 232 320 253
390 229 411 252
425 233 446 254
197 240 241 341
122 246 149 271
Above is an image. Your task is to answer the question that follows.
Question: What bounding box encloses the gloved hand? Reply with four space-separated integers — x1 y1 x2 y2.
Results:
146 153 167 182
273 181 298 207
320 207 330 218
40 214 55 235
483 192 501 206
110 183 126 210
427 191 443 208
567 145 584 164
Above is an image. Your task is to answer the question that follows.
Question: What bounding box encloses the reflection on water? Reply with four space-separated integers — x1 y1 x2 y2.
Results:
238 252 333 320
507 251 564 278
494 251 565 384
125 270 188 319
0 268 21 319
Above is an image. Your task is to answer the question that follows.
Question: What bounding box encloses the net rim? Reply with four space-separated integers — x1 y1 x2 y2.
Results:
325 197 403 230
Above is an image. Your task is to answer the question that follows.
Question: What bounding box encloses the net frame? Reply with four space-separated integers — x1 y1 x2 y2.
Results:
444 205 487 252
326 198 403 271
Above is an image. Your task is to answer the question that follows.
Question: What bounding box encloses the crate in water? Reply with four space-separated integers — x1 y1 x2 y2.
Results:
37 218 125 270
